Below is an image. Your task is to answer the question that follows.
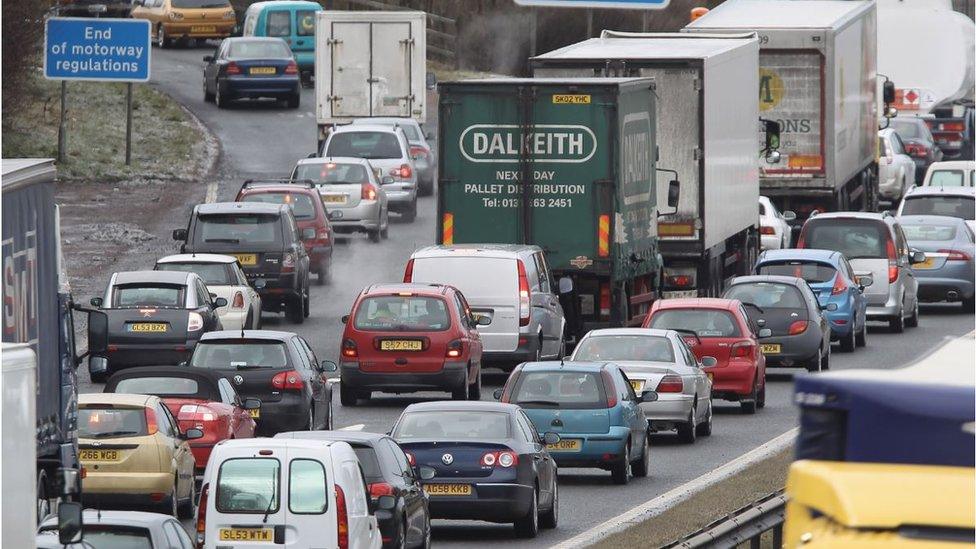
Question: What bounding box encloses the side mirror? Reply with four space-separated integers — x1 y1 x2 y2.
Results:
638 390 659 403
492 388 503 400
425 72 437 90
340 314 349 324
203 55 213 62
756 318 766 327
558 276 574 294
172 228 187 241
758 328 772 338
89 296 103 308
667 179 680 208
855 273 874 288
476 315 491 326
821 302 838 312
417 465 436 480
910 250 927 264
57 502 83 545
782 210 797 222
765 150 782 164
543 432 561 445
763 119 781 152
700 356 718 368
213 297 228 308
307 152 317 159
243 398 261 410
320 360 338 372
253 279 267 290
301 227 316 240
376 495 396 511
87 310 109 355
184 428 204 440
883 80 896 105
381 175 395 185
60 468 81 497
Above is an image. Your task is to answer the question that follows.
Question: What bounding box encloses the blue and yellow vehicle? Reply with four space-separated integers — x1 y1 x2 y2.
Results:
784 335 975 548
241 1 321 74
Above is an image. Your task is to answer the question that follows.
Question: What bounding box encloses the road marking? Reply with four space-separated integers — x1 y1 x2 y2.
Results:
550 428 798 549
205 180 218 203
340 424 365 431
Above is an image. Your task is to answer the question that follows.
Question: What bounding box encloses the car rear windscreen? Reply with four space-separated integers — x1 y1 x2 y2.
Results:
351 444 383 481
573 336 674 363
757 261 838 283
228 40 290 58
725 283 805 309
354 296 451 332
294 162 370 185
509 371 608 409
241 192 316 220
173 0 230 7
649 309 741 338
156 262 235 285
411 257 518 303
113 377 200 397
326 132 403 160
111 284 185 308
216 457 280 513
889 119 923 139
394 411 511 440
928 170 968 187
901 196 975 220
197 213 282 246
191 341 289 369
803 220 888 260
289 459 328 514
902 223 958 242
78 407 148 439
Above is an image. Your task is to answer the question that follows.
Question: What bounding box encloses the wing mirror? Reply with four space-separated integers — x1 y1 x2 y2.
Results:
758 328 773 338
475 314 491 326
213 297 228 308
492 388 503 400
558 276 574 294
87 310 109 355
700 356 718 368
183 428 204 440
782 210 797 222
417 465 437 480
89 296 103 308
854 272 874 288
253 278 267 290
820 302 838 311
543 432 561 445
910 249 927 264
667 179 680 208
341 315 349 324
243 398 261 410
320 360 338 372
172 228 187 241
638 390 659 403
57 502 84 545
373 495 396 512
203 55 213 63
883 79 896 105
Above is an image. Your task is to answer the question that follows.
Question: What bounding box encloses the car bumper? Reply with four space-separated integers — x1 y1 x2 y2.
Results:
293 51 315 72
759 332 822 367
824 307 857 337
340 361 467 392
252 273 300 304
425 482 534 522
878 174 903 200
252 394 311 435
81 472 173 496
761 234 783 250
307 244 332 265
222 76 300 97
326 201 382 232
482 337 541 369
640 393 694 425
216 309 249 331
545 428 629 468
161 21 234 38
866 292 902 319
708 362 758 399
917 276 975 302
105 342 195 370
386 189 416 208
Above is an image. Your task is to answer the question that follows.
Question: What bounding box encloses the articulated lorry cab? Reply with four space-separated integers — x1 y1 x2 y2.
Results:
686 0 881 222
436 78 670 340
532 32 766 298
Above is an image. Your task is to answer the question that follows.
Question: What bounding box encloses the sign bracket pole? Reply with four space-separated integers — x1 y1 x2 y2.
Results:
58 81 68 163
586 9 593 38
125 83 133 166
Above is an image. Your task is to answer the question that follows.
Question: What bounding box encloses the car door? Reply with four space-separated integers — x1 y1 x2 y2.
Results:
285 453 335 547
841 257 866 327
384 439 427 545
453 292 483 367
517 411 555 503
295 337 327 420
156 402 193 500
614 367 645 451
194 278 220 331
895 223 919 307
219 378 255 438
532 252 564 358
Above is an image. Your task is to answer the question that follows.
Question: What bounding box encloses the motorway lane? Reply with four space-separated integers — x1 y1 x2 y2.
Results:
85 47 976 546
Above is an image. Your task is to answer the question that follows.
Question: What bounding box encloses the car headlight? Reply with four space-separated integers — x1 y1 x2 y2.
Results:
188 312 204 331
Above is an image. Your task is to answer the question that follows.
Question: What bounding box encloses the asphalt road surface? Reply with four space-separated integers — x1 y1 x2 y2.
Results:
78 46 976 547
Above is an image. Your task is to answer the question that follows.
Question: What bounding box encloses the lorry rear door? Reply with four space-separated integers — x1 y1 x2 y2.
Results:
759 51 825 177
327 21 414 118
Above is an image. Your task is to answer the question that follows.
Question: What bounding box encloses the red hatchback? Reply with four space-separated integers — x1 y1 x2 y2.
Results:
103 367 259 471
644 298 767 414
339 283 486 406
236 180 334 285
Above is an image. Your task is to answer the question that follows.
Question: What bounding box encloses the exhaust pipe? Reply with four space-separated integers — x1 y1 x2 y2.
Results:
947 290 960 301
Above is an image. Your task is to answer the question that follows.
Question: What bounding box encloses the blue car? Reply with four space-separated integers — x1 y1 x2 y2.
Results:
496 361 653 485
203 37 301 109
755 248 870 352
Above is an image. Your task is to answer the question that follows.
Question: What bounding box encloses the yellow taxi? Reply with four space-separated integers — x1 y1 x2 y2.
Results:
131 0 236 48
78 393 200 518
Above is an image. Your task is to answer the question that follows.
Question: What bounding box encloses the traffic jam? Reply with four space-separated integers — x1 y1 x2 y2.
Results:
3 0 975 548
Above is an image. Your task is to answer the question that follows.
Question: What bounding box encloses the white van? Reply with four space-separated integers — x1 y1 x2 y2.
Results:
198 438 388 549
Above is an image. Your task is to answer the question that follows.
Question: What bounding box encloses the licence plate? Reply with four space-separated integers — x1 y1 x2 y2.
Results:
128 323 168 333
546 439 582 452
380 340 422 351
248 409 260 419
761 344 781 355
249 66 276 75
629 380 645 393
424 484 472 496
191 25 216 33
219 528 273 542
233 253 257 266
79 449 119 461
914 258 937 269
322 194 347 204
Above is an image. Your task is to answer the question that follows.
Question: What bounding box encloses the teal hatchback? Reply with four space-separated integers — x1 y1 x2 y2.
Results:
495 361 655 484
242 1 322 75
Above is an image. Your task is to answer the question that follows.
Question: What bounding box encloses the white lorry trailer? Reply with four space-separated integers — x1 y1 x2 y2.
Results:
685 0 881 222
532 33 763 297
314 10 427 150
2 343 38 549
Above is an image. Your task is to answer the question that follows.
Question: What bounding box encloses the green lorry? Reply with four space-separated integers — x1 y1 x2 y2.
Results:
436 78 675 339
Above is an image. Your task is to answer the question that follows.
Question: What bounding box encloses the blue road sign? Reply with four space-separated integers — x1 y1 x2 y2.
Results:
513 0 670 8
44 17 151 82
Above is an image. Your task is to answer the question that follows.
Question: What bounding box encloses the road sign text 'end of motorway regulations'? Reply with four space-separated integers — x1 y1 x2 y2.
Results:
513 0 670 9
44 18 151 82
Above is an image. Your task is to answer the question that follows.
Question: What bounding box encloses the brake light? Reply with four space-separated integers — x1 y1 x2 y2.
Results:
178 404 216 423
341 338 358 359
271 370 304 390
284 61 298 75
361 183 378 201
666 275 693 288
391 164 413 179
409 145 428 159
226 61 241 75
887 238 899 283
517 260 531 327
940 121 965 132
145 406 158 435
788 321 808 335
403 259 414 282
481 452 496 466
336 485 349 549
599 283 611 318
760 226 776 235
940 249 971 261
196 484 209 548
317 227 329 240
730 341 754 359
282 252 295 272
232 291 245 309
499 364 523 403
903 143 929 158
888 265 899 283
405 452 416 466
831 275 847 296
600 369 617 408
656 374 683 393
368 482 395 498
446 339 463 359
481 451 518 467
188 312 204 331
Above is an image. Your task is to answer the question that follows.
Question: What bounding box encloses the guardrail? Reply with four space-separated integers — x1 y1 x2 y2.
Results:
333 0 459 68
662 491 788 549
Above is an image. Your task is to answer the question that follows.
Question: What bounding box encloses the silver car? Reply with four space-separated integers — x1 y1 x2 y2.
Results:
321 124 419 221
798 211 926 332
570 328 714 443
878 128 916 202
351 117 435 196
899 215 975 311
37 510 193 548
292 156 389 242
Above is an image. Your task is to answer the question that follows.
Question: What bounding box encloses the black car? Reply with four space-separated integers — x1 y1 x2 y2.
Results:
203 37 301 109
187 330 335 435
87 270 226 383
723 275 832 372
174 202 311 323
889 117 944 183
391 401 559 539
275 431 433 549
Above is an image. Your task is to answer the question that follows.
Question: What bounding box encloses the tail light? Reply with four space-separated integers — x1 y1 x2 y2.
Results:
499 364 523 403
889 265 899 284
940 249 971 261
145 406 159 435
341 338 358 358
196 483 209 548
599 283 611 318
730 341 754 359
391 164 413 179
178 404 216 423
517 260 531 326
481 451 518 467
284 61 298 75
760 226 776 235
271 370 304 390
187 312 204 331
232 291 245 309
403 259 414 282
317 227 330 240
831 275 847 296
282 252 296 272
666 275 694 288
361 183 378 201
336 485 349 549
887 238 899 283
788 321 808 335
903 143 930 158
409 145 428 159
226 61 241 75
656 374 683 393
368 482 395 498
404 452 416 466
939 121 965 132
446 339 463 359
600 369 618 408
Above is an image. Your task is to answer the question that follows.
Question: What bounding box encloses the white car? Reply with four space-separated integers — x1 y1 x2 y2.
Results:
921 160 975 187
879 128 917 202
570 328 714 444
155 254 261 331
759 196 795 250
198 438 385 549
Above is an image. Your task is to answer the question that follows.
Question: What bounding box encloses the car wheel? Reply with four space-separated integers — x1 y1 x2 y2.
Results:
740 382 758 414
840 326 856 352
696 399 713 437
676 404 697 444
821 346 830 371
339 382 358 407
368 228 381 243
286 295 304 324
393 518 407 549
164 485 178 517
380 216 389 239
306 407 315 430
513 488 539 538
855 319 868 347
631 436 650 477
177 477 196 519
302 283 310 318
451 376 469 401
402 199 417 222
421 514 432 549
215 85 228 109
611 443 631 485
806 348 822 373
468 366 482 401
889 309 905 333
539 478 558 529
905 298 919 328
757 380 766 408
156 25 169 48
203 79 214 103
286 93 300 109
315 260 329 286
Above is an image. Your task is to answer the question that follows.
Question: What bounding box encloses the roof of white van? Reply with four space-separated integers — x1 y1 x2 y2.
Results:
928 160 976 171
411 244 540 260
215 438 343 452
534 34 756 62
685 0 873 30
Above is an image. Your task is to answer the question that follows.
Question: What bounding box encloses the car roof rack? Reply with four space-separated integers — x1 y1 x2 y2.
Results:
240 179 316 193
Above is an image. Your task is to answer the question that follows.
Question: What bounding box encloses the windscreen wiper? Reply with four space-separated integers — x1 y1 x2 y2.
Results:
261 475 277 524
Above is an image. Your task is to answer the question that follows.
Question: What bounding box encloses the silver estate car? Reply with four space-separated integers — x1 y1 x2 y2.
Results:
292 156 389 242
569 328 714 444
900 215 975 311
351 117 435 196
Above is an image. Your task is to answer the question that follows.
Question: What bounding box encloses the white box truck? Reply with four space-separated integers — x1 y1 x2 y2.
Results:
2 343 38 549
532 33 764 297
685 0 881 222
314 10 427 149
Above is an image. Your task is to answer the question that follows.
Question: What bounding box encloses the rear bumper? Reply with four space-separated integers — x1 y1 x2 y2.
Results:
917 277 975 301
105 342 195 370
222 76 300 97
759 333 821 367
866 292 902 319
327 201 382 232
482 337 541 369
426 482 534 522
82 472 173 496
252 393 311 435
545 428 629 468
216 309 249 331
641 393 694 424
386 189 417 209
825 308 857 337
340 361 467 392
708 362 757 399
307 244 332 265
161 21 234 38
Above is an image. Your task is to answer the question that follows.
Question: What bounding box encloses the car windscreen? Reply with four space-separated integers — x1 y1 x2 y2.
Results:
241 192 316 220
411 257 518 302
573 336 674 363
928 170 968 187
509 371 608 409
111 283 185 308
191 341 289 369
803 220 888 259
394 411 511 440
649 309 741 338
901 223 958 242
174 0 230 7
901 196 976 220
113 377 202 398
351 444 383 481
889 120 922 139
216 457 280 513
757 261 838 283
196 213 282 245
156 262 235 285
725 282 805 309
78 407 148 439
229 40 290 58
354 296 451 332
294 162 370 185
39 527 154 549
326 132 403 160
